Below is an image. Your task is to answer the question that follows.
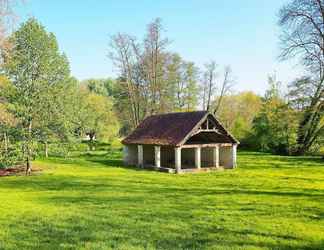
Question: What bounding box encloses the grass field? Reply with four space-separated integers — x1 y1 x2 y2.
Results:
0 150 323 250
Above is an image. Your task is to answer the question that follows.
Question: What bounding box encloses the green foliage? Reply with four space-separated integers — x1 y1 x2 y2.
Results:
215 91 262 141
0 150 323 249
109 20 200 133
0 142 24 168
1 18 75 170
76 89 120 143
81 78 115 97
166 54 199 112
41 142 88 158
251 79 298 155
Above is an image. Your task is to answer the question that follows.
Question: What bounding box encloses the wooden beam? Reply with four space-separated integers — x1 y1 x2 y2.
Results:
191 129 222 136
182 143 233 148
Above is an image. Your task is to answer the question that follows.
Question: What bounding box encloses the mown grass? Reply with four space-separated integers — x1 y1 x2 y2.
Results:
0 150 323 250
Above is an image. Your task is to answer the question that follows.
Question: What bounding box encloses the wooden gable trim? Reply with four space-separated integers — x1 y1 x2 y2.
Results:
177 112 239 146
177 112 210 146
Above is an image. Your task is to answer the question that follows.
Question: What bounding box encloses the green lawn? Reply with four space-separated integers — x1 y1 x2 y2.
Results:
0 150 323 250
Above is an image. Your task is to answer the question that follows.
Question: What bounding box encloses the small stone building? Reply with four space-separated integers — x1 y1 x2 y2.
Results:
122 111 239 173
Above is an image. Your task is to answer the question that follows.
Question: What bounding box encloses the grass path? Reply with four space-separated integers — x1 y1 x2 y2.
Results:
0 151 323 249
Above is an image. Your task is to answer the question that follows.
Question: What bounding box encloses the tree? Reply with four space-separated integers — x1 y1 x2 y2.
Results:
201 62 234 112
215 91 262 141
34 77 79 158
0 0 20 54
109 33 145 128
166 53 184 111
0 75 16 155
202 61 217 111
2 18 73 174
166 54 199 111
143 18 170 114
76 88 119 149
279 0 324 155
109 18 172 131
183 62 199 111
252 77 298 154
81 78 115 97
213 66 234 114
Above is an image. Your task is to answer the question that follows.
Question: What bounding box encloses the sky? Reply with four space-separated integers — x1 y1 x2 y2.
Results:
16 0 303 95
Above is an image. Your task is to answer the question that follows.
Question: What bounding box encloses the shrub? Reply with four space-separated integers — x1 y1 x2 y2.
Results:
0 143 24 168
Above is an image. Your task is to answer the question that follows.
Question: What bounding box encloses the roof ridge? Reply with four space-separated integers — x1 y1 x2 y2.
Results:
146 110 208 117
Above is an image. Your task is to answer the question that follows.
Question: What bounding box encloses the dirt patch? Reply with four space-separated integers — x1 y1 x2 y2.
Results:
0 166 42 177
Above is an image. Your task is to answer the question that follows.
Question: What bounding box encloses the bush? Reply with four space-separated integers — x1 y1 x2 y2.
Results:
0 143 24 168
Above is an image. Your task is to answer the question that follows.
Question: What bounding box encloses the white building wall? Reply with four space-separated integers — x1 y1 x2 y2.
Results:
220 146 235 169
123 145 138 165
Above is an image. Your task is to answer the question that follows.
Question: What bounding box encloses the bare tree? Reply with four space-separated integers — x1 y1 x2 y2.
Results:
0 0 19 55
202 61 217 111
109 33 143 128
213 66 234 114
109 18 171 130
279 0 324 154
143 18 169 114
201 62 234 113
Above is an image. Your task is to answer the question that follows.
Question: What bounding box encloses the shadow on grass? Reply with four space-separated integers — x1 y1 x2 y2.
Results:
5 194 324 250
1 172 324 202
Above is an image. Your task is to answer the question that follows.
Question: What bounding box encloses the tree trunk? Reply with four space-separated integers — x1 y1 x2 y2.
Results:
4 132 8 154
89 133 95 151
25 120 32 175
45 141 48 158
295 102 323 155
26 155 31 175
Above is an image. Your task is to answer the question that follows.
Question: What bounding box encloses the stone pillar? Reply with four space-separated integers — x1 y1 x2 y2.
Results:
232 144 237 168
137 145 143 167
213 145 219 168
195 147 201 169
175 147 181 173
155 146 161 168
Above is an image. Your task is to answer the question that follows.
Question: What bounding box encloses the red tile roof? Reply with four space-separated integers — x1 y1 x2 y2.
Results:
122 111 238 146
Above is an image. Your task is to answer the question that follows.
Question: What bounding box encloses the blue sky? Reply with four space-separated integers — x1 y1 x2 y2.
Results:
17 0 302 94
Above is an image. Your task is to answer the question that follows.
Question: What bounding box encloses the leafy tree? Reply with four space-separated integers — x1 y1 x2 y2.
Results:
252 78 298 154
0 0 20 54
215 91 262 141
279 0 324 155
0 75 22 167
81 78 115 97
166 54 199 112
183 62 199 111
109 19 201 133
77 88 119 149
2 18 73 173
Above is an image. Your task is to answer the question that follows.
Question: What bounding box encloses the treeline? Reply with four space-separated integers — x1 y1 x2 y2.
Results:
0 19 119 171
0 0 323 172
108 18 234 132
107 16 323 156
